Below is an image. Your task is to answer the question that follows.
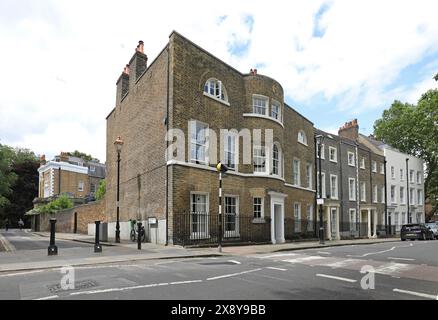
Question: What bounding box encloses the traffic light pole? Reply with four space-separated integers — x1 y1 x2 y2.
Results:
218 171 222 253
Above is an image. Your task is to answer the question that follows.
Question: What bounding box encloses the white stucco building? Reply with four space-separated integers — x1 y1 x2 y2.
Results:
362 137 425 232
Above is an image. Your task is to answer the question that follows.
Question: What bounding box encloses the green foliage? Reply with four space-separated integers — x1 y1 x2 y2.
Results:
0 144 17 208
68 150 99 162
96 179 106 200
36 194 74 214
373 83 438 214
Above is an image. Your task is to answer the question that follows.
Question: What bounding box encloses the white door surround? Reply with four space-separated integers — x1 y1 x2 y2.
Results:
268 191 287 244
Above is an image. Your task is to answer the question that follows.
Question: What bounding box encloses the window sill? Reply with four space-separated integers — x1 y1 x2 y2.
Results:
348 164 355 167
203 92 230 106
243 113 284 128
329 159 337 163
252 218 266 224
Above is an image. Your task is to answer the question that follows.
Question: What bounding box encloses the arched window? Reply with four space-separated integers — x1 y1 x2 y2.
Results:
204 78 228 102
272 143 282 176
298 130 307 145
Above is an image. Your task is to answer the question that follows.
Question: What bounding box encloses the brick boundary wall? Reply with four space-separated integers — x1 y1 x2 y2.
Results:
37 200 106 234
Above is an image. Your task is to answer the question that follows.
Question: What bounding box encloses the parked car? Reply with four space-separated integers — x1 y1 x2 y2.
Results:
401 224 434 241
425 222 438 239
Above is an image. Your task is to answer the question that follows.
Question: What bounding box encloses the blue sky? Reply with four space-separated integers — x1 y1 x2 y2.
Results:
0 0 437 161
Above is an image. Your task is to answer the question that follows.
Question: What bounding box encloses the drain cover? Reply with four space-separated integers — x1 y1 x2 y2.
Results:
47 279 98 293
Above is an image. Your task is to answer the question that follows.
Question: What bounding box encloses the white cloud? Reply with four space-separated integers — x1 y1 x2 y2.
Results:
1 0 437 162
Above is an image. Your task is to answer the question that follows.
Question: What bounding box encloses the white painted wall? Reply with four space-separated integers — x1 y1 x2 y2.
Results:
382 146 424 228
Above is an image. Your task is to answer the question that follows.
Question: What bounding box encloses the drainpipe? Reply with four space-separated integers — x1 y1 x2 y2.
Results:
355 144 360 236
58 166 61 196
313 134 318 238
165 45 170 246
369 149 373 236
406 158 410 223
338 139 343 238
384 159 388 234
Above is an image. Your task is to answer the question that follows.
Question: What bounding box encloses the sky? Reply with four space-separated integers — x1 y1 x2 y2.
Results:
0 0 437 163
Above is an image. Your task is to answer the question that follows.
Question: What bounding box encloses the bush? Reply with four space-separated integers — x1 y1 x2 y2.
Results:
36 194 74 214
96 180 106 200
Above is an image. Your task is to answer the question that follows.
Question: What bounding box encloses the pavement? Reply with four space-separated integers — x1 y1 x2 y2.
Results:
2 239 438 300
0 228 400 273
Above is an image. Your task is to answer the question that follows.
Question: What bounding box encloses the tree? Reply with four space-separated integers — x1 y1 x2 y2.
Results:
374 84 438 215
0 147 39 226
96 179 106 200
0 144 17 208
68 150 99 162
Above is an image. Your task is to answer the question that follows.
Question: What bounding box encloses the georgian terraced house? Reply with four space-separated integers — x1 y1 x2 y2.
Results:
106 32 316 245
105 32 424 245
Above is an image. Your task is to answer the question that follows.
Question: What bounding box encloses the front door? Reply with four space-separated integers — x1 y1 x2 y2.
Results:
224 196 239 238
330 207 337 239
274 204 282 243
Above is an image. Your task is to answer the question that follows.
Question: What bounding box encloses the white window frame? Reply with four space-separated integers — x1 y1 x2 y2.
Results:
317 144 325 160
190 120 209 165
293 158 301 186
330 174 338 200
298 130 308 146
409 188 415 205
390 185 396 204
380 163 384 174
416 171 421 184
400 186 405 204
349 208 357 231
190 192 210 239
78 181 84 192
373 185 378 203
360 158 365 169
329 146 337 163
317 172 326 199
90 183 96 193
417 190 423 205
253 197 264 220
89 166 95 172
271 101 281 121
409 170 414 184
306 162 312 189
348 152 355 167
252 95 268 116
272 143 282 177
253 145 267 174
400 169 404 181
348 178 356 201
381 186 385 204
294 202 301 233
361 182 367 202
391 166 395 179
224 133 238 171
372 160 377 173
307 204 313 232
204 78 229 104
224 195 240 238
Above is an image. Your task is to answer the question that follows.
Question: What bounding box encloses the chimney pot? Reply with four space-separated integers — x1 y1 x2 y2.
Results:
123 64 130 75
254 69 257 74
136 40 144 54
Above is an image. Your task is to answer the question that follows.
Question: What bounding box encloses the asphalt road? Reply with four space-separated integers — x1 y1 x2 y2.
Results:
0 228 90 251
1 237 438 300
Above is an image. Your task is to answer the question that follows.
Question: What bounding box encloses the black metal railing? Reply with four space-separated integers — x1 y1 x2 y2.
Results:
173 212 271 246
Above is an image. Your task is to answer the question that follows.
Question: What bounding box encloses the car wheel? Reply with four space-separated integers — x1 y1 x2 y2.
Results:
401 238 406 241
422 233 427 240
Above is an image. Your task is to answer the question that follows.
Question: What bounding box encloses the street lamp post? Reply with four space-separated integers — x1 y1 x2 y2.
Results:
315 135 325 245
406 158 410 223
114 136 124 243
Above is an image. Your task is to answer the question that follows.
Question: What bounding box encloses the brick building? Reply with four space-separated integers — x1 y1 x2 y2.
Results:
106 32 316 245
37 152 106 200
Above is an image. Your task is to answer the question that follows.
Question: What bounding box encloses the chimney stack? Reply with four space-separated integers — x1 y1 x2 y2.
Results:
249 68 258 75
338 118 359 141
123 64 130 75
60 152 69 162
129 40 148 87
40 154 46 166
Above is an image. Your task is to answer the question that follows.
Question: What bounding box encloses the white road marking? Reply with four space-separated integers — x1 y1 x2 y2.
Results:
207 268 262 281
374 263 413 275
393 288 438 300
34 295 59 300
316 274 357 283
0 233 16 252
317 251 331 255
387 257 415 261
283 256 326 263
266 267 287 271
169 280 203 285
358 246 396 257
71 282 171 296
0 270 45 278
228 260 241 265
260 253 298 259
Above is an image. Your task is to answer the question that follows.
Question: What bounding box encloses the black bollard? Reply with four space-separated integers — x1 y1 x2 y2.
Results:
137 222 142 250
48 218 58 256
94 221 102 253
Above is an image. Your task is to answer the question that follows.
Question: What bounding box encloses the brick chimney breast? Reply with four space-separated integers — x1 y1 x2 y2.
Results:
338 118 359 140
